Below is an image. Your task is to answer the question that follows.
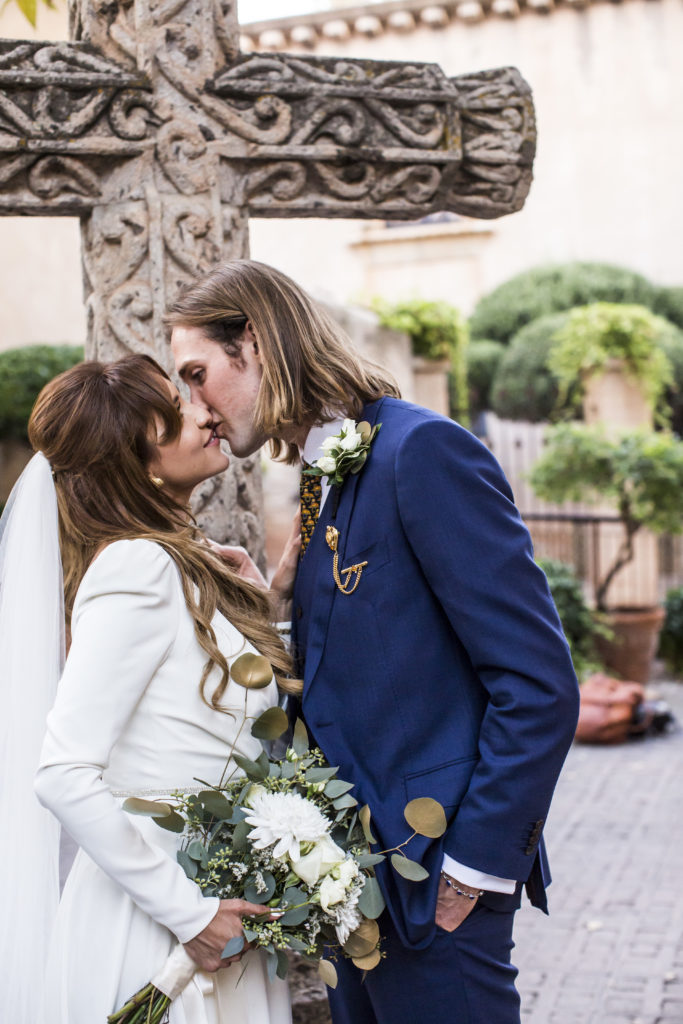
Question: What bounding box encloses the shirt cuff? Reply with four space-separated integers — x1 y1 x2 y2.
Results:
441 854 517 895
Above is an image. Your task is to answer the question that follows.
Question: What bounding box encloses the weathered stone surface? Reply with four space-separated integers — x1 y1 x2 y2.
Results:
0 1 536 548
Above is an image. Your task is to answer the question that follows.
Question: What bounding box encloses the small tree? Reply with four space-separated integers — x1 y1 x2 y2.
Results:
530 424 683 611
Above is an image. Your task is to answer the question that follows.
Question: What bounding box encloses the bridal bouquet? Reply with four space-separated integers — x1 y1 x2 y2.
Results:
109 702 446 1024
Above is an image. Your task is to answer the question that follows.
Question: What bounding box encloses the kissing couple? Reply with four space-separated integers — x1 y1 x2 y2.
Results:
1 259 579 1024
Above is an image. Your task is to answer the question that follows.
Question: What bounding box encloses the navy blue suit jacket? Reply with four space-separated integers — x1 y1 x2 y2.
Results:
292 398 580 950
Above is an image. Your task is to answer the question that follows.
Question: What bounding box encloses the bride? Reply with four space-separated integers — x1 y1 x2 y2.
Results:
0 354 300 1024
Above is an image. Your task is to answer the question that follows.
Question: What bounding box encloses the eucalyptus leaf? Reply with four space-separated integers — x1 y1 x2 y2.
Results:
352 948 381 971
229 806 247 824
332 793 358 810
177 849 197 880
355 853 385 869
305 766 339 783
122 797 173 819
233 753 268 781
318 959 338 989
282 886 306 906
198 790 232 820
403 797 447 838
275 948 289 980
278 904 310 926
231 820 251 853
359 805 377 845
324 780 355 799
251 706 289 740
286 936 309 952
268 762 282 778
243 927 258 943
343 918 380 958
244 871 276 904
358 876 385 919
281 760 297 779
230 652 273 690
222 936 244 958
292 718 309 757
266 951 278 983
187 839 207 862
391 854 429 882
153 810 185 833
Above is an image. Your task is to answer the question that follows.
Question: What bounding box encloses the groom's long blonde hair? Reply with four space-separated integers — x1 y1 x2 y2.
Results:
166 260 401 463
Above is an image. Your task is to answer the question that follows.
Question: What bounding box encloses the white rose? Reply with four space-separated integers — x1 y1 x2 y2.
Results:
243 784 266 808
290 834 346 887
320 436 338 452
334 858 359 889
341 418 357 435
316 456 337 474
319 873 348 912
339 432 362 452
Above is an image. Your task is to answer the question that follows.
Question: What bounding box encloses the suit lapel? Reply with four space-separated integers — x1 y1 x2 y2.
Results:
297 399 384 700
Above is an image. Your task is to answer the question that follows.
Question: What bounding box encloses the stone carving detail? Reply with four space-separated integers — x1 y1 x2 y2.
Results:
0 4 536 548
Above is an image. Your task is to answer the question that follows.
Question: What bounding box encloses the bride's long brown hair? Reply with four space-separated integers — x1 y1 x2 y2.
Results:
28 354 299 708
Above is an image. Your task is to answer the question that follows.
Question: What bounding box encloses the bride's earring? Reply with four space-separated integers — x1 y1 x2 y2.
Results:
149 474 164 488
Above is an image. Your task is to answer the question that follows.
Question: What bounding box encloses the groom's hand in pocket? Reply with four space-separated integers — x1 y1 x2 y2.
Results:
435 876 480 933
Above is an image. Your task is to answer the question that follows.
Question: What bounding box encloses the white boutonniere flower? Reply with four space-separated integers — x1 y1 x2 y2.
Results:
306 418 381 487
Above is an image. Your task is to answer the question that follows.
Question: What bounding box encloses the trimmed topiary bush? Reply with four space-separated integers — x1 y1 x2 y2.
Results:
470 263 659 345
0 344 84 441
466 339 505 421
489 312 573 422
658 585 683 675
654 286 683 331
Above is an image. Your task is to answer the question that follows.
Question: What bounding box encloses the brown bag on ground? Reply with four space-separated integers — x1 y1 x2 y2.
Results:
575 673 646 744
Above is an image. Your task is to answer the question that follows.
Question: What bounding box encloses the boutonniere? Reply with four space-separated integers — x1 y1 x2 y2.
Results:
305 419 381 488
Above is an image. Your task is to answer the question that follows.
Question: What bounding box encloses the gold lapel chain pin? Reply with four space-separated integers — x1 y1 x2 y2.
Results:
326 526 368 595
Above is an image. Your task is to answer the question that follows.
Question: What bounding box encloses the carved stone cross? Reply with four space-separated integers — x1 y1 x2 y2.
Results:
0 0 536 547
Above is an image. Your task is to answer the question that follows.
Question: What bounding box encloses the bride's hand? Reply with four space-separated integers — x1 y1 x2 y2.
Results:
207 542 268 590
183 899 278 972
270 510 301 619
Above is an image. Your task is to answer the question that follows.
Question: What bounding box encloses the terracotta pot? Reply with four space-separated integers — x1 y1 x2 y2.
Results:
594 607 665 684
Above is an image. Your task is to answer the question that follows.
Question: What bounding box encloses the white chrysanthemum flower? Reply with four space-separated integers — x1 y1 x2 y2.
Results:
332 887 363 946
244 790 331 861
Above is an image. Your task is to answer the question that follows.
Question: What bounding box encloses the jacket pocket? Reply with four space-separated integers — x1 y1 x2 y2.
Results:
404 755 479 813
340 536 390 578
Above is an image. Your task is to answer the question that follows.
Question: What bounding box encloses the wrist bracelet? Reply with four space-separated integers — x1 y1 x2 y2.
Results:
440 871 484 900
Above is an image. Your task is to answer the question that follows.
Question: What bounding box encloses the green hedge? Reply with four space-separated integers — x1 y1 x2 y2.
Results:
654 286 683 331
470 263 659 345
489 313 573 422
658 586 683 675
0 344 84 441
466 340 505 421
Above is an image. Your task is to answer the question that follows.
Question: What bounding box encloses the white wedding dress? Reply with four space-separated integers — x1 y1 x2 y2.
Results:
35 539 292 1024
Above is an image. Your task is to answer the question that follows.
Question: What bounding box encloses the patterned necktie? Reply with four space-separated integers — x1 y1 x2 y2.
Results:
300 462 322 558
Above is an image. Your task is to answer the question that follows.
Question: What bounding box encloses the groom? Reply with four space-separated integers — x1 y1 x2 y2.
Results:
169 260 580 1023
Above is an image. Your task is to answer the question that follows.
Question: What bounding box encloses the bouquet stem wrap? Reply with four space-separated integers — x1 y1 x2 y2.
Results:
152 945 197 1000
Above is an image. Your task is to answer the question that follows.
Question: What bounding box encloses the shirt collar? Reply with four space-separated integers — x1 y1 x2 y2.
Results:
301 417 347 467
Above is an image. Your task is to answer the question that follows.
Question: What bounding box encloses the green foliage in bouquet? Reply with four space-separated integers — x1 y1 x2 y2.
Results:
0 344 83 441
469 262 659 345
371 297 469 422
531 425 683 611
111 660 446 1023
658 586 683 675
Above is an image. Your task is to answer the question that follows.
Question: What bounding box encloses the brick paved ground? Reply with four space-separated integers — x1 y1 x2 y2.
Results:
513 680 683 1024
291 680 683 1024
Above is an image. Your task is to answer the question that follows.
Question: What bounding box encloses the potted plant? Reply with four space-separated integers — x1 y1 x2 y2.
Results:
530 423 683 682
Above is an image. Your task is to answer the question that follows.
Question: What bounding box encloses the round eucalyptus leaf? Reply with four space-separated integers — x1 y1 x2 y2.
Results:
404 797 447 838
358 876 385 920
275 948 289 980
359 805 377 845
324 779 355 799
199 790 232 820
231 820 252 853
251 706 289 740
244 870 276 904
343 918 380 958
278 904 310 926
222 936 244 959
352 948 381 971
153 810 185 833
391 854 429 882
187 839 207 862
122 797 173 819
318 959 338 989
357 421 372 442
230 653 273 690
232 753 268 781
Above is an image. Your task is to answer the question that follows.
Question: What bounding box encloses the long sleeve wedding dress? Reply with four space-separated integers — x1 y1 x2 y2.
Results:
35 538 291 1024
